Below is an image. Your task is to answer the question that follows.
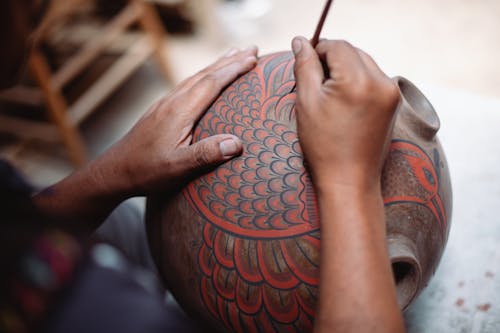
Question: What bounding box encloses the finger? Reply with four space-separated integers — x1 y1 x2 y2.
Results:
214 46 258 71
176 46 258 94
149 47 258 130
179 53 258 122
223 47 240 58
292 36 323 106
174 134 243 179
316 40 365 81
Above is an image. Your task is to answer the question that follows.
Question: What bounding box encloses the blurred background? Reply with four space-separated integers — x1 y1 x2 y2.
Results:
0 0 499 331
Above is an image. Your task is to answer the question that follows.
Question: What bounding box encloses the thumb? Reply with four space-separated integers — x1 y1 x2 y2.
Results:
180 134 243 175
292 36 323 101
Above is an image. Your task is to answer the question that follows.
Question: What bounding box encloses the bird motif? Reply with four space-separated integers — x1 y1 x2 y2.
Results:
382 140 447 234
184 52 446 332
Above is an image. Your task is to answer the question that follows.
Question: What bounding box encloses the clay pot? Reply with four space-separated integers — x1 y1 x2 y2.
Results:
146 52 452 332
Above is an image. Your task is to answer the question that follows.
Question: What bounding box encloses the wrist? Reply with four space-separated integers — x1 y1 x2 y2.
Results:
314 176 385 230
31 156 132 229
312 170 382 199
84 153 135 202
316 182 384 214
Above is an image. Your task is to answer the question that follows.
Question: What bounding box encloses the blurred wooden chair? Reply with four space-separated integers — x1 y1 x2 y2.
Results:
0 0 173 166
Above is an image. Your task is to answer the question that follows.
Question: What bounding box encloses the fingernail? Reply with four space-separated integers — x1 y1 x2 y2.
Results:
292 38 302 55
224 48 239 57
245 55 257 63
220 138 240 157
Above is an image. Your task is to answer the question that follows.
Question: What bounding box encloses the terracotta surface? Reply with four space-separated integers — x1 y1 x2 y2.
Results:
146 52 453 332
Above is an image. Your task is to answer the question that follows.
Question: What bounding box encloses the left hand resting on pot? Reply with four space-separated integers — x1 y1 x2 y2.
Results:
33 47 258 230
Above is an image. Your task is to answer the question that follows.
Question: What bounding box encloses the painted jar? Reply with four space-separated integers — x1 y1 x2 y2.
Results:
146 52 452 332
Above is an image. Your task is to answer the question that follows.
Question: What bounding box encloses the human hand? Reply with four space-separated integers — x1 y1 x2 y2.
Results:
95 47 259 196
292 37 400 193
291 38 404 333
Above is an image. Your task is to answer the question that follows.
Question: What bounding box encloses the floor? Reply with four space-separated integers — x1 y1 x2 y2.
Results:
1 0 500 331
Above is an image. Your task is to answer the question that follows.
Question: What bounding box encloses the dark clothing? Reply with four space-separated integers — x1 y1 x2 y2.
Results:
0 160 202 333
48 259 171 333
94 198 157 275
46 243 200 333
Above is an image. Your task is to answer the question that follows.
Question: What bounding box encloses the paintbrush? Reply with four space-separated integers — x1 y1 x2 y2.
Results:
311 0 334 47
291 0 334 92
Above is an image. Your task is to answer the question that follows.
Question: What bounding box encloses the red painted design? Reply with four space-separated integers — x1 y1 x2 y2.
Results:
184 53 446 332
383 140 447 232
186 53 320 331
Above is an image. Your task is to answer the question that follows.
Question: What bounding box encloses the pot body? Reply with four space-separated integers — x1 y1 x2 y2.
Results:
146 52 452 332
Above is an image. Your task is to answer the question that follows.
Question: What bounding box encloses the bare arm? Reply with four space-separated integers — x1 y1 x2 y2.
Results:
33 47 258 233
292 37 404 332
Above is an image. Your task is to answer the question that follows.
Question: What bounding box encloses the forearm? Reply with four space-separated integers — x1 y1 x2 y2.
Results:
32 152 131 232
314 184 404 333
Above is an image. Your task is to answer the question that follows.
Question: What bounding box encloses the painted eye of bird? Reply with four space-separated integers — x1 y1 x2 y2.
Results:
423 167 436 185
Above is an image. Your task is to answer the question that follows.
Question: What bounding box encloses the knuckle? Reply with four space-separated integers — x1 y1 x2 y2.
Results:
330 40 354 53
183 69 207 87
382 78 399 97
350 76 400 111
380 79 401 110
203 71 219 83
196 67 213 80
193 144 213 167
335 40 353 49
345 75 373 101
177 75 195 89
202 72 220 84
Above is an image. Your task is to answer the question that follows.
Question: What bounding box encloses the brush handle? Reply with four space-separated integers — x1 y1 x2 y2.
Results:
311 0 333 47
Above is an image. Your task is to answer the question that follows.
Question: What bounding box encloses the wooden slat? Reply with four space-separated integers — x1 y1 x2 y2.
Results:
68 36 155 125
50 28 142 54
135 0 174 82
51 3 141 90
0 1 172 167
0 114 59 142
0 86 43 106
29 49 87 166
33 0 92 41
